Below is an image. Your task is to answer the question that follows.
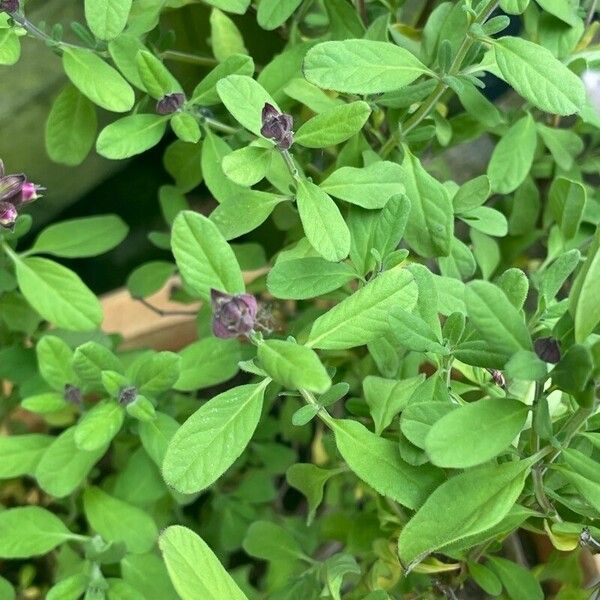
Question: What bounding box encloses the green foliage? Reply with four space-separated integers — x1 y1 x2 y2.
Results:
1 0 599 597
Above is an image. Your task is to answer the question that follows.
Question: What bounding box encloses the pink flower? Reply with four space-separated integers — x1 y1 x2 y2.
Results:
0 160 42 229
211 289 257 339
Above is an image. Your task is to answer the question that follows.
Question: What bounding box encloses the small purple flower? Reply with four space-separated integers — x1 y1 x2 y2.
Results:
0 160 43 229
64 384 82 406
211 289 257 339
156 92 186 115
119 386 138 406
260 103 294 150
489 369 506 388
0 0 19 13
534 337 561 364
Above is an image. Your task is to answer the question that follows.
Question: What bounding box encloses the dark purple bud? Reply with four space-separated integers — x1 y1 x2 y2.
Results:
534 337 561 364
64 384 82 406
211 289 257 339
0 0 19 13
156 92 186 115
260 103 294 150
489 369 506 388
119 386 138 406
0 201 17 228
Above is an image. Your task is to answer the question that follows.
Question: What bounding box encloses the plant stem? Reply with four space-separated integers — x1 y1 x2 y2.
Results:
382 0 499 156
137 298 197 318
281 149 301 181
202 116 239 135
161 49 219 68
356 0 368 26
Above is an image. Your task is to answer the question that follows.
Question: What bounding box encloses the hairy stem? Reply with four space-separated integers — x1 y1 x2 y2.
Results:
161 49 219 68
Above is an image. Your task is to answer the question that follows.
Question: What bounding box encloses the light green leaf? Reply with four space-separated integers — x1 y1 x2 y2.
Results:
243 521 305 561
85 0 132 40
487 556 543 600
330 418 442 509
31 216 128 258
129 351 181 395
136 50 182 99
295 101 371 148
45 84 97 166
63 48 135 112
108 33 149 90
175 338 241 391
534 0 578 26
452 175 491 214
402 147 453 257
222 145 272 187
494 37 585 115
258 339 331 393
0 29 20 65
159 526 248 600
14 257 102 331
425 398 528 468
83 487 158 553
304 40 431 94
36 427 108 497
397 459 534 569
286 463 337 525
97 114 169 159
0 434 53 479
217 74 277 137
163 381 269 493
191 54 254 106
487 114 537 194
296 179 350 262
538 249 580 302
549 177 586 240
204 0 250 15
320 161 404 209
210 9 247 63
171 210 244 299
74 400 125 452
0 507 75 559
308 267 418 349
36 335 76 391
267 257 355 299
257 0 302 29
388 309 447 354
466 280 532 359
127 261 176 299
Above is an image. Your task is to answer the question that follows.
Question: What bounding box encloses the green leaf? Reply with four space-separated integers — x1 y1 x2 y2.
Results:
505 350 548 381
330 418 442 509
534 0 578 26
459 206 508 237
108 33 149 90
139 412 180 468
537 123 583 170
121 553 178 600
192 54 254 105
127 261 176 299
487 114 537 194
320 161 404 209
83 487 158 554
500 0 530 13
549 177 586 240
0 434 53 479
36 335 76 391
85 0 132 40
0 29 20 66
163 381 269 493
0 507 75 558
401 402 455 449
308 267 418 349
286 463 337 525
164 140 203 192
35 427 107 497
130 351 181 395
73 342 122 388
267 257 355 299
217 75 276 138
171 210 244 299
295 101 371 148
466 280 532 360
303 40 431 94
538 249 580 303
425 398 528 468
552 344 593 394
243 521 305 562
222 145 272 187
257 339 331 393
467 562 502 596
397 459 534 569
45 84 97 166
159 526 248 600
296 179 351 263
14 257 102 331
175 338 241 391
389 309 446 354
97 114 168 159
31 216 128 258
136 51 182 99
46 574 89 600
494 37 585 115
487 556 543 600
257 0 302 29
21 392 68 414
402 147 453 257
210 8 247 62
74 400 125 452
63 48 135 112
451 175 491 213
169 112 200 143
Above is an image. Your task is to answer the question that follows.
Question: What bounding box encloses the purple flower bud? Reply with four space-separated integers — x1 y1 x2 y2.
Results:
64 384 82 406
260 103 294 150
0 0 19 13
19 181 42 204
534 337 561 364
156 92 186 115
489 369 506 388
119 386 138 406
211 289 257 339
0 201 18 228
